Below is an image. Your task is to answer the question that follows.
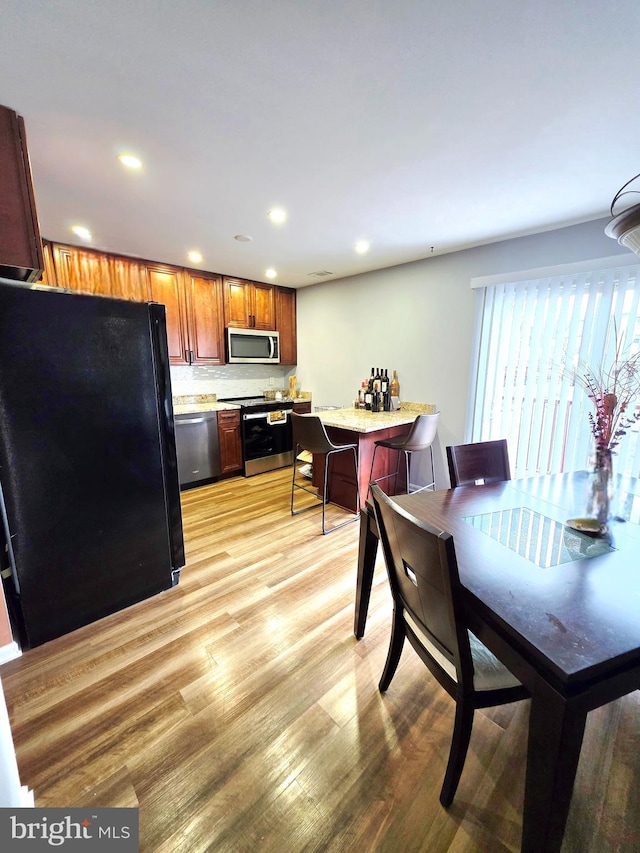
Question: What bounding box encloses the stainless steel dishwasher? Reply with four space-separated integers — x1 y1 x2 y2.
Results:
174 411 221 488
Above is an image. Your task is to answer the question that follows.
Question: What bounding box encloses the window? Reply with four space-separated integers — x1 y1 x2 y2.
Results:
470 261 640 479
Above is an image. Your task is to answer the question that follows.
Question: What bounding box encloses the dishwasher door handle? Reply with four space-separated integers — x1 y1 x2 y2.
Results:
176 414 219 425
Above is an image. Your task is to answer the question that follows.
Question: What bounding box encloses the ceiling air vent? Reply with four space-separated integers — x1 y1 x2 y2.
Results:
307 270 334 277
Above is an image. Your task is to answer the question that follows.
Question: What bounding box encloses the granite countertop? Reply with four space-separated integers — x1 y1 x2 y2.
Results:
314 403 437 434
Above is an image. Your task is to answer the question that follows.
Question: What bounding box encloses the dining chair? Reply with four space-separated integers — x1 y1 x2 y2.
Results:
370 484 528 806
446 438 511 488
368 412 440 497
290 412 360 534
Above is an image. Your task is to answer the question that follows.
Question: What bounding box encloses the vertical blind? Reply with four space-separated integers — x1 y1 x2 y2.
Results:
471 264 640 479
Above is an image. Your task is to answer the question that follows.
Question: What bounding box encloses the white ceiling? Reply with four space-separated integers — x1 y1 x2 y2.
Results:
1 1 639 288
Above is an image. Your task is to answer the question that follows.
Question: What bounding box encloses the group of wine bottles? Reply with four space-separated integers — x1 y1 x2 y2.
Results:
357 367 399 412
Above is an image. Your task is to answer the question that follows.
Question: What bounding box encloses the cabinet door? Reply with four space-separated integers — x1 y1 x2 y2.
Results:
39 240 57 286
53 245 147 301
53 245 112 295
145 264 189 365
106 255 147 301
223 277 252 328
276 287 297 364
223 277 275 329
252 282 275 330
217 410 243 474
185 273 225 364
0 105 44 282
293 401 311 414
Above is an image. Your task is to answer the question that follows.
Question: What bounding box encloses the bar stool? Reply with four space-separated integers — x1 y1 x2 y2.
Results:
368 412 440 496
290 412 360 534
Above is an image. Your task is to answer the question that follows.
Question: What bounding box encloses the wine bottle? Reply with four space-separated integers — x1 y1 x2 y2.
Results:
373 367 381 395
382 369 391 411
365 370 373 410
390 369 400 398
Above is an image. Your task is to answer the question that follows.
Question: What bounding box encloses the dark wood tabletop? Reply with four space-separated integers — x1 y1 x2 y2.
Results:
391 472 640 853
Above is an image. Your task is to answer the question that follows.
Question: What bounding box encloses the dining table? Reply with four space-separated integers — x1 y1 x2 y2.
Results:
356 471 640 853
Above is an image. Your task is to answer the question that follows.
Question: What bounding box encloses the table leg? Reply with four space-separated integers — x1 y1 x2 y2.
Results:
354 507 379 638
522 678 587 853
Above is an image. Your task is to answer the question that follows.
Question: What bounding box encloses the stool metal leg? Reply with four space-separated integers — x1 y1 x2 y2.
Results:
322 447 360 534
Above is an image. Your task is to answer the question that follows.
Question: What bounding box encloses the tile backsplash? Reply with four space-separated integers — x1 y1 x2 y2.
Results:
170 364 298 399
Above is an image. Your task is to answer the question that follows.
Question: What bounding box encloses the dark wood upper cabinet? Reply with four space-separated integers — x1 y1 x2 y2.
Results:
53 244 147 301
0 104 44 282
38 242 287 369
144 264 190 365
184 272 225 365
145 264 226 366
223 277 275 330
39 240 57 286
276 287 297 365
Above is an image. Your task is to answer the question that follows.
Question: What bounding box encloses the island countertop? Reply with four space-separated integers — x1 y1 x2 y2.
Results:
313 403 436 434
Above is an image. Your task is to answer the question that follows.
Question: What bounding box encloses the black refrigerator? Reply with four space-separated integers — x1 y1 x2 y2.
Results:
0 278 185 648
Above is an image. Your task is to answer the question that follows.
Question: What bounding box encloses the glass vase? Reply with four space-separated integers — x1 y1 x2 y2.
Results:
587 446 613 529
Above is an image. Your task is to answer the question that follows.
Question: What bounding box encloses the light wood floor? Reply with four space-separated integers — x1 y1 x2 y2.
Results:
2 468 639 852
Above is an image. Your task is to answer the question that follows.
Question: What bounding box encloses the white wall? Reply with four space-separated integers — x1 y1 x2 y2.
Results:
296 217 630 485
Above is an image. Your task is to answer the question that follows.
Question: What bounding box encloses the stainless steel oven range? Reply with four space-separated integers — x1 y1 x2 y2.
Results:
219 397 294 476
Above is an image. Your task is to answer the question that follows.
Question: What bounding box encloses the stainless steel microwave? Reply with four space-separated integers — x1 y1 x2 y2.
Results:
226 327 280 364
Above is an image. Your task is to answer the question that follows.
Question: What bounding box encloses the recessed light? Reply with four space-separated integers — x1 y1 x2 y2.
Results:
234 234 253 242
71 225 92 241
267 208 287 224
354 240 370 254
187 250 202 264
265 268 277 279
118 154 142 170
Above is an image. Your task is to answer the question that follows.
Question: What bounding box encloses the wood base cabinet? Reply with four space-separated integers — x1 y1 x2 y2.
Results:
0 104 44 282
217 410 243 475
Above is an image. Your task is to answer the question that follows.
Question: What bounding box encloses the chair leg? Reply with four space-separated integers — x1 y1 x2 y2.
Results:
407 446 436 494
321 447 360 534
290 442 298 514
404 449 410 494
379 607 406 692
291 443 322 517
369 444 402 497
354 506 378 638
367 444 379 499
439 698 475 807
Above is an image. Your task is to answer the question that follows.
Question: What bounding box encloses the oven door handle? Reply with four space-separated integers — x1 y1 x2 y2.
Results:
243 411 289 424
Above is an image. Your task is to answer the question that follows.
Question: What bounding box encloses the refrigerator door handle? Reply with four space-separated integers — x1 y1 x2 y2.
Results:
0 482 20 594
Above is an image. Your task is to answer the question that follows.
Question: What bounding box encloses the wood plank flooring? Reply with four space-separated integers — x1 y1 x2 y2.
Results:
1 468 639 852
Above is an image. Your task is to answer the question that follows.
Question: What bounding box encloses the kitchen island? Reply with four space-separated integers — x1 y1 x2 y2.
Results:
311 403 437 512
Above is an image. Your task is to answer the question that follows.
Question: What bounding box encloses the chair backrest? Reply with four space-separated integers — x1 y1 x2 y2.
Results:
446 439 511 487
291 412 335 454
401 411 440 451
370 484 472 683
